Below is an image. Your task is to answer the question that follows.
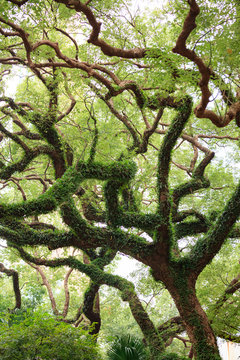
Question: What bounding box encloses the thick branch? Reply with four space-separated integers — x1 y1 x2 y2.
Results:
0 159 136 217
211 273 240 317
172 0 240 128
14 246 164 351
54 0 146 58
0 262 21 310
189 180 240 275
156 97 192 246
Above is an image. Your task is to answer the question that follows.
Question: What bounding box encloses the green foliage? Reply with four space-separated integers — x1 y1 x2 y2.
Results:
107 334 148 360
0 310 102 360
21 283 45 310
157 354 188 360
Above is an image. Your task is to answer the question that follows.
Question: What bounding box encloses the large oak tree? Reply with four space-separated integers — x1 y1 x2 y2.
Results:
0 0 240 358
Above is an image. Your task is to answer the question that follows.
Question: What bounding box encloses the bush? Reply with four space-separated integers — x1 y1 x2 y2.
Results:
107 334 148 360
157 353 189 360
0 310 102 360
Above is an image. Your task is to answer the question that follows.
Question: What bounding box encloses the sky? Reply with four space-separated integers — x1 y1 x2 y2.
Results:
132 0 164 10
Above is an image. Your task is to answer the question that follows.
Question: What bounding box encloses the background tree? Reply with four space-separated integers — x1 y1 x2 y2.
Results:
0 310 102 360
0 0 240 359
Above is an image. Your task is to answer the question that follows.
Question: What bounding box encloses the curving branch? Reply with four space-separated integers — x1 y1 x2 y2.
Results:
8 178 27 201
57 72 76 122
0 262 21 310
189 178 240 276
29 263 59 316
172 151 214 219
138 108 164 153
53 0 146 58
1 108 42 140
0 121 30 152
172 0 240 128
55 27 79 60
6 0 29 5
14 245 164 353
210 273 240 318
0 144 62 180
156 96 192 246
0 16 32 65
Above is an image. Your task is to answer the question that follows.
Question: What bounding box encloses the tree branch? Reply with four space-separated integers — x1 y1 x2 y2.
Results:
172 0 240 128
0 262 21 310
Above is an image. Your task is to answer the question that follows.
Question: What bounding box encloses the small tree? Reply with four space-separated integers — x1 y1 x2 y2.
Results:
0 311 102 360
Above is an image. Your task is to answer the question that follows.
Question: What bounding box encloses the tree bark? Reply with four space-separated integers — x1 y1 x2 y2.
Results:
165 275 221 360
123 290 165 360
0 263 21 310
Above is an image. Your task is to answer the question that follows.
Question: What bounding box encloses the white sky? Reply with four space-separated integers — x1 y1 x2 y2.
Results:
132 0 165 10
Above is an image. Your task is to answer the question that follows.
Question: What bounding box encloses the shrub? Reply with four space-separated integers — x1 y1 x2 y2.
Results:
0 310 102 360
107 334 148 360
157 353 189 360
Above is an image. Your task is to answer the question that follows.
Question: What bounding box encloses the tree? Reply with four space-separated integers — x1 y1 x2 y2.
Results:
0 310 102 360
0 245 103 334
0 0 240 358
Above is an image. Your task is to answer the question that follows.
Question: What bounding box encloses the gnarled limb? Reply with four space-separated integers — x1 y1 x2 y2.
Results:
0 262 21 310
188 180 240 276
13 245 164 356
173 0 240 128
54 0 146 58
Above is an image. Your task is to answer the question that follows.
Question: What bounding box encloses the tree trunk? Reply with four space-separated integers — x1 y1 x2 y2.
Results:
166 277 221 360
151 261 221 359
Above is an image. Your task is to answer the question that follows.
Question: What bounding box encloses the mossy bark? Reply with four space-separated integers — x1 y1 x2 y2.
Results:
164 276 221 359
171 291 220 359
150 260 221 359
122 289 165 359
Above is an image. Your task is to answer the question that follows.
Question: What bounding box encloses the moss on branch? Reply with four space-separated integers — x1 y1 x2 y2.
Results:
188 180 240 274
0 159 136 218
157 96 192 216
